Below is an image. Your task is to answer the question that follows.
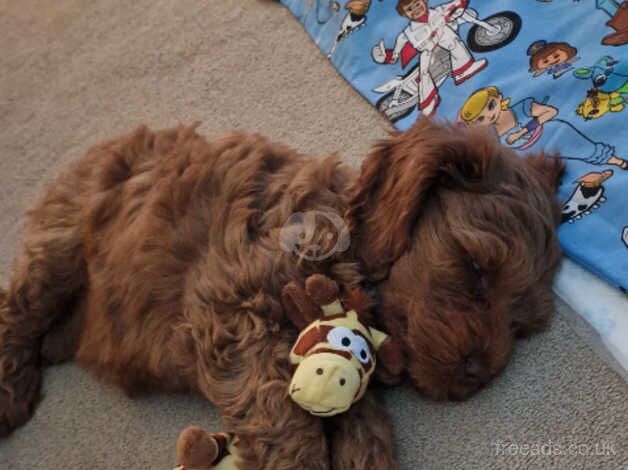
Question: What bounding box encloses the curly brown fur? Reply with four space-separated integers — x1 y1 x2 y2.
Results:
329 392 397 469
0 125 371 468
0 119 563 468
345 119 563 400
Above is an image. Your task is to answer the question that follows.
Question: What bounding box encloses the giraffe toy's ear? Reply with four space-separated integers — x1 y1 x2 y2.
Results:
373 332 404 385
368 326 388 351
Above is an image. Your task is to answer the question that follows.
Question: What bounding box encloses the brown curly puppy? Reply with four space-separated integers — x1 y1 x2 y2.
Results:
0 118 563 469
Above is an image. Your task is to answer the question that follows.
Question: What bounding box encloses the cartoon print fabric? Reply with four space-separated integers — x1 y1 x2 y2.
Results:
280 0 628 292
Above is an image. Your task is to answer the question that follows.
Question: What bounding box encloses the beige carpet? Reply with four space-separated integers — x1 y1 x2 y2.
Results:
0 1 626 469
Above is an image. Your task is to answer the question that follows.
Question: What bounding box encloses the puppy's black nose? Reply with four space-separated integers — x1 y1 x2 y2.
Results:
463 355 489 384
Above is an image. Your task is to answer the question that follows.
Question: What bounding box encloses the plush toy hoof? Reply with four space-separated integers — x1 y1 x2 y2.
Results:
176 426 219 470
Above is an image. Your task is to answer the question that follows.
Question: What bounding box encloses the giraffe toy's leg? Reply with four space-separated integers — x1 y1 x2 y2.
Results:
175 427 238 470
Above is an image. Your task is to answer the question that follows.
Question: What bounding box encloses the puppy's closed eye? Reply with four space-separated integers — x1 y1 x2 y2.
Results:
468 258 487 303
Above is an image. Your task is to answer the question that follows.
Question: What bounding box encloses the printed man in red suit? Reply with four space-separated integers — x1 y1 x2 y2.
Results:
373 0 487 116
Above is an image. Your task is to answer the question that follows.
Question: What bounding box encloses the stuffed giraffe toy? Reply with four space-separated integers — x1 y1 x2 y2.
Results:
174 274 403 470
282 273 400 416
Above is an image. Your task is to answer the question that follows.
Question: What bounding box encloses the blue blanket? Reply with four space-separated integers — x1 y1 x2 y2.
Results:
280 0 628 292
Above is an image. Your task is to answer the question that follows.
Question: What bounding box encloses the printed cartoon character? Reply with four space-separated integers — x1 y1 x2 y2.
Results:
527 40 579 79
622 226 628 247
282 274 402 416
560 170 613 223
597 0 628 46
372 0 487 116
458 86 628 169
574 56 628 100
576 88 626 120
328 0 373 57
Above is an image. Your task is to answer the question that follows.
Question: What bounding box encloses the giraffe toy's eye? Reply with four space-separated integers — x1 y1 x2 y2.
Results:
350 335 371 364
327 327 371 364
327 326 355 352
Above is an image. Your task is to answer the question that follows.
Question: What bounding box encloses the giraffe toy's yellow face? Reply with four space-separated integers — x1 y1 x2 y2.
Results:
288 310 387 417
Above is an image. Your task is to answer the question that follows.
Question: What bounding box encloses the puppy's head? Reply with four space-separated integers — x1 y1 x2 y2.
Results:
346 119 563 400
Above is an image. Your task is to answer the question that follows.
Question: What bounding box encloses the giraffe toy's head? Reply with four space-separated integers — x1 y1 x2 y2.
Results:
282 274 402 417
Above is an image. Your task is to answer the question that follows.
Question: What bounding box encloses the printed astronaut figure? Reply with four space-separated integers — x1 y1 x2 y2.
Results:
373 0 487 116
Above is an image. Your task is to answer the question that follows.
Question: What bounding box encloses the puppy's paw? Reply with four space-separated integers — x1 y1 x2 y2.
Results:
0 360 41 437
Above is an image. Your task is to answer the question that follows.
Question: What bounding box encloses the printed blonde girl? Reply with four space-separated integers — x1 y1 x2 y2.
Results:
459 86 628 169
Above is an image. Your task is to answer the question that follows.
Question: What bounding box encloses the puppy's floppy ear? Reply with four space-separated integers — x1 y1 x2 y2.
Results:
345 118 491 278
523 152 565 194
374 337 405 385
281 281 321 330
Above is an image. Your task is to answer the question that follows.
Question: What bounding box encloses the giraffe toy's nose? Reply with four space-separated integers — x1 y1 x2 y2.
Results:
288 353 361 417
